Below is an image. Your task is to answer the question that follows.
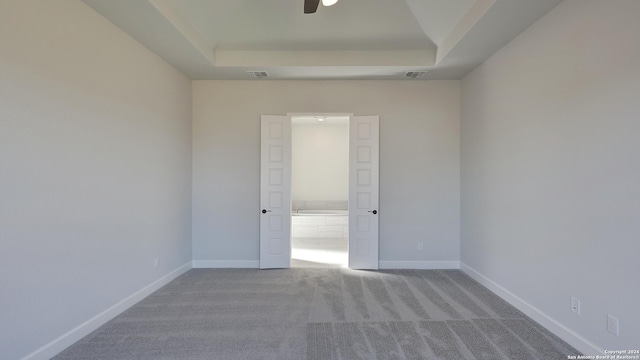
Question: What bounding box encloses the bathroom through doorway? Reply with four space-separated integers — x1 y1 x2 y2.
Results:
259 114 379 270
291 115 349 267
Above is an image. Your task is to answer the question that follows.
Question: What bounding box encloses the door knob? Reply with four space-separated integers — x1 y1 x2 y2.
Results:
368 210 378 215
261 209 271 214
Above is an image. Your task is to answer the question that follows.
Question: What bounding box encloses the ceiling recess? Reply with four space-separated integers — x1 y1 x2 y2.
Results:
247 71 269 78
82 0 565 80
404 71 429 79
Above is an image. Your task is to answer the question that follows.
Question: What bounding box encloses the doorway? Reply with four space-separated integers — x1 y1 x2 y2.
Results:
290 115 349 267
259 114 379 269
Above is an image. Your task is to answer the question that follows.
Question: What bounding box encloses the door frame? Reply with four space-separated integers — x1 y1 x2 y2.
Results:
260 113 379 269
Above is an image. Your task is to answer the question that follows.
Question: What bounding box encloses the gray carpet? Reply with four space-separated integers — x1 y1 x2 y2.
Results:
53 269 581 360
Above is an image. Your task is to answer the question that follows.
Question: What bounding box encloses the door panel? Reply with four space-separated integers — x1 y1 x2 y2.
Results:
260 115 292 269
349 116 379 269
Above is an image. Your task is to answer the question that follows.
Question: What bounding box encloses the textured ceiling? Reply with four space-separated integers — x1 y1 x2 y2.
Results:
83 0 563 80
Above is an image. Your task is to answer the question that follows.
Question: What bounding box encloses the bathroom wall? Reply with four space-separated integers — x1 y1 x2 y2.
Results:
292 121 348 209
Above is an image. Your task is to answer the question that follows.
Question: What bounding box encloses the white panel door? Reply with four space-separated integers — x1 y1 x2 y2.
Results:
260 115 292 269
349 116 379 269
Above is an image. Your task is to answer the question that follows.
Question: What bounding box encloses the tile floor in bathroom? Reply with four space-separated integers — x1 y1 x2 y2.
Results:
291 237 348 268
291 212 349 268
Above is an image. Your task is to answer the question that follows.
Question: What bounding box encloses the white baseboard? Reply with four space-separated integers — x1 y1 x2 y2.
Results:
192 260 260 268
379 260 460 269
21 262 192 360
460 262 604 355
192 260 459 269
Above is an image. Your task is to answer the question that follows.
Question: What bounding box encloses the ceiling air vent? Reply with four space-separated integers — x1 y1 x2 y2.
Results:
404 71 428 79
247 71 269 79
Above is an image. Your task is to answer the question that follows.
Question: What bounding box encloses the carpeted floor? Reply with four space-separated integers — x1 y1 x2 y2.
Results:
54 269 581 360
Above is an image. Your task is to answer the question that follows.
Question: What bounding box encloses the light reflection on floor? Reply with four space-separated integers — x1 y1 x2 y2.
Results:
291 237 348 268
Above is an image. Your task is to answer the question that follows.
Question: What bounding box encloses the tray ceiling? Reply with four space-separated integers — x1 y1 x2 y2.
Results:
83 0 563 80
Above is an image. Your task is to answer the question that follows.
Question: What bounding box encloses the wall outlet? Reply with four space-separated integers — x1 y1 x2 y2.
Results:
570 296 580 315
418 242 424 251
607 314 619 336
154 257 159 268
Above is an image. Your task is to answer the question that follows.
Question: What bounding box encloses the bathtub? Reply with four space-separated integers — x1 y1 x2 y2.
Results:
292 209 348 216
291 210 348 238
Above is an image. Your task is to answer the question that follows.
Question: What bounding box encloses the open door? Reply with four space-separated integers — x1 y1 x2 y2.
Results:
260 115 292 269
349 116 380 269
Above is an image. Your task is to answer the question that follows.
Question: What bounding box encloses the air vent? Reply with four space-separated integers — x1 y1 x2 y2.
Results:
404 71 428 79
247 71 269 79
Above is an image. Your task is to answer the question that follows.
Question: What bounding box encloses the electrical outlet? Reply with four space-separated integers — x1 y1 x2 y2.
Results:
570 297 580 315
154 257 159 268
607 314 619 336
418 242 424 251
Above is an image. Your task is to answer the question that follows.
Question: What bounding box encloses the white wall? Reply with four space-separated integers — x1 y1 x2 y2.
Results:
193 81 460 267
292 122 348 204
0 1 192 359
461 0 640 352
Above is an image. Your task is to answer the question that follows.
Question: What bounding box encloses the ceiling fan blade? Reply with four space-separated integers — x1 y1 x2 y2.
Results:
304 0 320 14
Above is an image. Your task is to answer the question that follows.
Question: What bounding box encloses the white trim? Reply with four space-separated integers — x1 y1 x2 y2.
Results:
215 49 436 67
460 262 604 355
192 260 260 268
287 112 354 118
21 262 192 360
379 260 460 269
